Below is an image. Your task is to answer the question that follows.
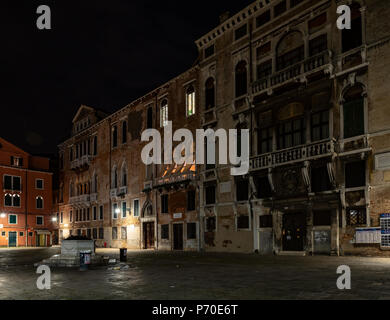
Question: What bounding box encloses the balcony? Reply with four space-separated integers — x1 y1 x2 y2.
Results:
70 155 92 170
117 186 128 197
69 195 90 207
250 140 335 171
110 189 117 199
252 51 332 96
337 135 370 157
155 172 196 187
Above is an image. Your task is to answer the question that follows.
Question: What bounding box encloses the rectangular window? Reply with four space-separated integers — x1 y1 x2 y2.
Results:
86 208 90 221
112 227 118 240
13 177 21 191
309 34 328 56
4 176 21 191
113 203 119 220
93 207 97 221
187 223 197 240
147 106 153 129
313 211 331 226
347 207 367 226
237 215 250 229
258 127 273 154
9 215 17 225
99 205 104 220
236 179 249 202
342 12 362 53
36 216 43 226
161 195 169 214
60 212 63 224
70 211 73 223
121 227 127 240
112 125 118 148
278 118 306 150
122 202 127 218
20 232 24 237
160 102 169 128
205 185 216 205
345 161 366 188
204 44 215 59
206 217 216 232
93 136 98 156
134 200 140 217
161 225 169 240
311 110 329 142
343 99 364 139
99 228 104 240
122 121 128 144
256 43 271 60
186 87 196 117
36 179 44 190
187 190 196 212
93 228 98 240
257 60 272 80
256 10 271 28
311 166 332 193
260 215 273 228
87 229 92 239
4 175 12 190
11 156 23 167
274 0 287 17
235 24 247 40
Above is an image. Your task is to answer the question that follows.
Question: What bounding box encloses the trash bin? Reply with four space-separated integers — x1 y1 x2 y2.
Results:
80 250 92 271
120 248 127 262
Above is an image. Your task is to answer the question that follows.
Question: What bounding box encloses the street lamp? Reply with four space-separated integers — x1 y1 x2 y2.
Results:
0 213 6 219
52 217 57 222
115 208 121 215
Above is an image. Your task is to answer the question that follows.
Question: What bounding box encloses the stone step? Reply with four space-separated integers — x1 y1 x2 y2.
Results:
278 251 307 257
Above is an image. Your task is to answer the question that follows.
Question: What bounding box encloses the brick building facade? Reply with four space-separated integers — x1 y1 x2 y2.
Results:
57 0 390 256
0 137 53 247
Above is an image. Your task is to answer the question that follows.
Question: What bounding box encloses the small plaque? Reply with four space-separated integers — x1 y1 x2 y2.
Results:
173 213 182 219
375 153 390 171
220 182 231 194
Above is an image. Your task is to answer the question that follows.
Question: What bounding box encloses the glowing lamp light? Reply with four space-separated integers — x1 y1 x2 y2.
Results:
0 213 6 219
115 208 121 215
52 217 57 222
64 224 69 228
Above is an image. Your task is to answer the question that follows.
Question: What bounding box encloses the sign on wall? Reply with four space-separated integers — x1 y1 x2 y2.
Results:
381 214 390 249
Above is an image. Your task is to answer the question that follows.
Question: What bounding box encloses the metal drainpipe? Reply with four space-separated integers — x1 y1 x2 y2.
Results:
25 168 28 247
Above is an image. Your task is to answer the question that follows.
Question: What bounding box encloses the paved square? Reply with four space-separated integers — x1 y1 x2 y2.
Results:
0 248 389 300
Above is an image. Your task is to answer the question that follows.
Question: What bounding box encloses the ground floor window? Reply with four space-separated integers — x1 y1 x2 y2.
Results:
99 228 104 240
121 227 127 240
347 207 367 226
112 227 118 240
237 215 250 230
161 225 169 240
187 223 197 240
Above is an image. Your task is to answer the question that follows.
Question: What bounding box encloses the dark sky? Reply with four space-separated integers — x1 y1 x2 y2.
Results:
0 0 253 156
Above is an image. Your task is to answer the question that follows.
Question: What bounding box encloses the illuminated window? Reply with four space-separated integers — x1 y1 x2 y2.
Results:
160 99 169 127
186 85 196 117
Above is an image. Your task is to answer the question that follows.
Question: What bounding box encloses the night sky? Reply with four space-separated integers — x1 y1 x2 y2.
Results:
1 0 254 156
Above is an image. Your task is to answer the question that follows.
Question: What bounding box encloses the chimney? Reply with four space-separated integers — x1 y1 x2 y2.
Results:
219 11 230 24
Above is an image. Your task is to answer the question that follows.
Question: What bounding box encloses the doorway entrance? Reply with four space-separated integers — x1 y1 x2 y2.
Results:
36 234 46 247
143 222 155 249
173 224 184 250
282 212 306 251
8 232 17 247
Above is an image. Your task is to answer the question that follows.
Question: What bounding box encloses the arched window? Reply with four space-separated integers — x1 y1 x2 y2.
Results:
69 181 74 197
93 136 98 156
342 2 362 53
122 121 128 144
205 78 215 110
186 85 196 117
343 85 365 139
276 31 304 71
235 61 248 97
121 163 128 187
36 196 44 209
112 125 118 148
160 99 169 127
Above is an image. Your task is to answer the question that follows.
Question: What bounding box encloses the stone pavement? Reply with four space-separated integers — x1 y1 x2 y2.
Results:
0 248 389 300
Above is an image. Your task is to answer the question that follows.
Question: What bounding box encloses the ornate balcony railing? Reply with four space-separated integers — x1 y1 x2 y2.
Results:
69 195 90 206
252 51 332 95
155 172 196 187
70 155 92 170
250 140 335 171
